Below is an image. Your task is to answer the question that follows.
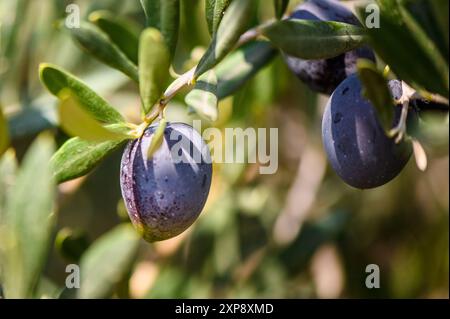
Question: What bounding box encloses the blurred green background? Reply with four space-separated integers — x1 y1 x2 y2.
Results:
0 0 448 298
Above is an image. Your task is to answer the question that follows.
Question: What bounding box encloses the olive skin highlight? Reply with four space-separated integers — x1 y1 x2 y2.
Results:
120 122 212 242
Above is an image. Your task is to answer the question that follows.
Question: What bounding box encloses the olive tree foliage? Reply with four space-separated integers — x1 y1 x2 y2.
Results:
0 0 448 298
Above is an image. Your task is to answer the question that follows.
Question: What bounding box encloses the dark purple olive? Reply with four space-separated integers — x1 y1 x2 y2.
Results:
120 122 212 242
283 0 376 95
322 74 415 189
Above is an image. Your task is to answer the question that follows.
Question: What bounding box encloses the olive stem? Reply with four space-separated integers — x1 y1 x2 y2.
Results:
389 81 413 143
414 91 449 106
389 100 409 143
142 22 270 126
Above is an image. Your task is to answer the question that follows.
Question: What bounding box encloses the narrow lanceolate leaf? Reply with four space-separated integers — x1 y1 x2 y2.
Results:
0 150 17 220
2 133 55 298
51 137 126 184
69 22 139 82
58 92 131 142
216 41 277 99
78 224 140 299
39 64 124 124
186 71 219 121
274 0 289 20
195 0 255 78
147 118 167 159
140 0 180 58
139 28 171 114
0 106 9 156
89 10 140 64
261 20 366 60
357 1 449 98
206 0 232 35
357 59 394 133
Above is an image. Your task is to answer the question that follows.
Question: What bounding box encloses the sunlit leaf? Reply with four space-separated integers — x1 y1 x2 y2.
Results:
89 10 140 64
357 59 395 133
51 137 127 184
58 91 131 142
140 0 180 59
195 0 255 78
139 28 170 114
261 19 366 60
78 224 140 299
186 70 218 121
2 133 55 298
39 63 125 124
69 21 139 82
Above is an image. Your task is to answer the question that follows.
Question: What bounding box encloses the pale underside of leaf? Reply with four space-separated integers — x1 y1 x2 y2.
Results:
58 92 130 142
186 70 218 121
39 63 125 124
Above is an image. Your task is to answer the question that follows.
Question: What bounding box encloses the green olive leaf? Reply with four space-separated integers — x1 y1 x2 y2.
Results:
429 0 449 54
274 0 289 19
89 10 140 65
357 59 395 133
140 0 180 59
58 91 131 142
78 224 140 299
216 41 277 99
404 0 449 60
195 0 255 78
261 20 366 59
69 21 139 82
205 0 232 35
1 133 56 298
139 28 171 115
39 63 125 124
186 70 219 122
147 118 167 159
357 0 449 97
51 136 126 184
0 106 9 156
0 149 17 220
